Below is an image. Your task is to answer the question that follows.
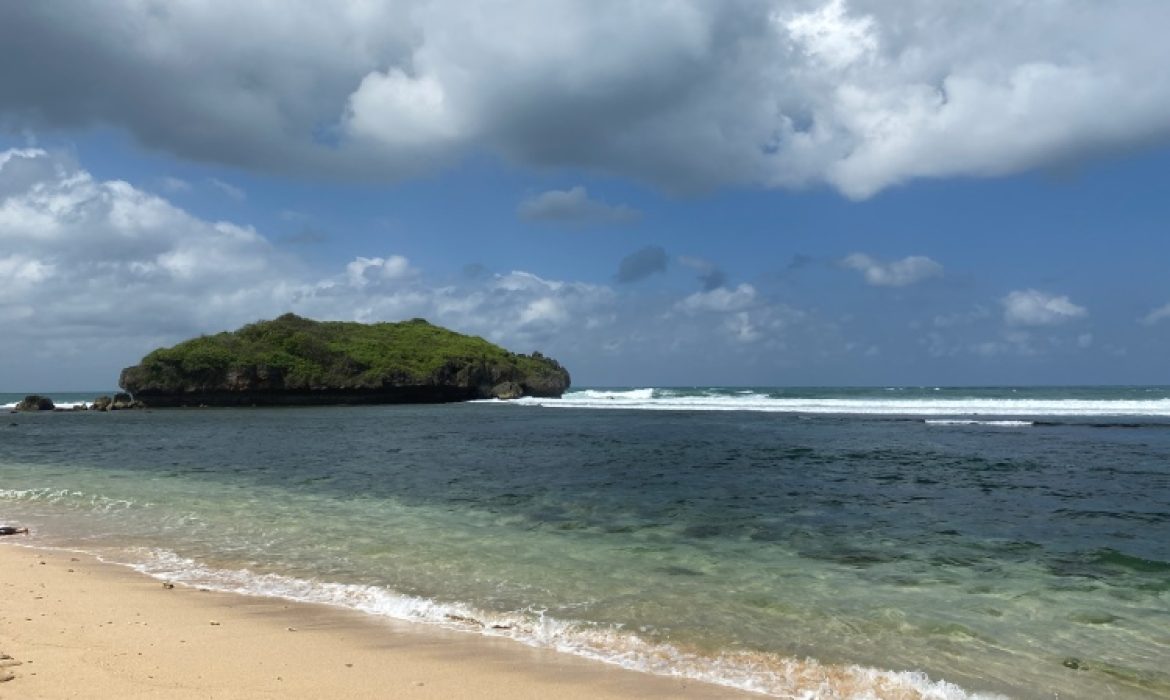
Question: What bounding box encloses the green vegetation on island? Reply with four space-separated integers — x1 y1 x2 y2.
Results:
119 314 570 406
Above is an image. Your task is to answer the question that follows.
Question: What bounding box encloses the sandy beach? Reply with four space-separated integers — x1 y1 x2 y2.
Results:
0 543 751 699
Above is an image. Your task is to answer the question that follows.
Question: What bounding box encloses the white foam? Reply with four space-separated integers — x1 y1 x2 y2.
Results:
574 388 657 400
924 420 1034 427
0 487 139 512
101 548 1004 700
501 391 1170 418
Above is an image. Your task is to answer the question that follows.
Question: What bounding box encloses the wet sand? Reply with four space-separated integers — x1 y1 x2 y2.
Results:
0 543 753 699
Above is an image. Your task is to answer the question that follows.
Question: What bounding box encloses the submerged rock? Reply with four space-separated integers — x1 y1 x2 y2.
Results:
119 313 570 407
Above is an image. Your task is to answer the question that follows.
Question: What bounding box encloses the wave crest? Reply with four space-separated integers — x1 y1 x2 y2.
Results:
110 548 1001 700
504 390 1170 418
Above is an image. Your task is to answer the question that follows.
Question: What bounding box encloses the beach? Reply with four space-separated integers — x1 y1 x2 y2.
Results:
0 543 749 699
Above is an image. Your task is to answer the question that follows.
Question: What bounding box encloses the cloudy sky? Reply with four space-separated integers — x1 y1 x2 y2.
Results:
2 0 1170 390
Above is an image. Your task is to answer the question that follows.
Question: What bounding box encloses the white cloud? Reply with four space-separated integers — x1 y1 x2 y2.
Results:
0 147 858 388
207 177 246 201
676 284 758 314
345 255 415 287
159 176 191 193
5 3 1170 196
1140 303 1170 326
0 145 1120 389
344 70 461 147
842 253 942 287
725 311 761 344
668 283 811 349
517 186 639 224
782 0 877 72
0 150 285 343
1002 289 1087 327
0 147 624 385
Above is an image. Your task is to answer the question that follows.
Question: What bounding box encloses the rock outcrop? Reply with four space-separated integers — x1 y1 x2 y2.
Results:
119 314 570 407
14 395 54 412
87 393 143 411
490 381 524 400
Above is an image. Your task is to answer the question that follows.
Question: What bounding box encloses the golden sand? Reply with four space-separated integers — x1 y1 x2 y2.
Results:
0 543 753 699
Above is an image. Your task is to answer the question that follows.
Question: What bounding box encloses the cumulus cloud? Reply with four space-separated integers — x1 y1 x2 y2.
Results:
517 186 639 224
5 147 849 389
1002 289 1087 327
841 253 942 287
0 147 624 385
615 246 668 284
0 149 290 343
669 283 810 348
1140 303 1170 326
676 284 757 314
345 255 415 287
4 2 1170 196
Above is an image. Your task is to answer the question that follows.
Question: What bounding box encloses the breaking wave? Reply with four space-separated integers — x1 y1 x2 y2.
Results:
496 388 1170 419
102 548 1003 700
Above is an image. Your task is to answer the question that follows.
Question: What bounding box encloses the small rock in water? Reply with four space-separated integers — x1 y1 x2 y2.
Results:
1062 657 1082 670
162 582 175 589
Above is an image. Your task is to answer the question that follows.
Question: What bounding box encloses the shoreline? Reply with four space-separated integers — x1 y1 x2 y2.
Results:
0 543 753 699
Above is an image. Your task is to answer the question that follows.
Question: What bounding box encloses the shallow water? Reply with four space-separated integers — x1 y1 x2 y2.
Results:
3 388 1169 698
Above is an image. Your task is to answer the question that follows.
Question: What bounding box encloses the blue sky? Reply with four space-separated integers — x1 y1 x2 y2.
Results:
2 1 1170 390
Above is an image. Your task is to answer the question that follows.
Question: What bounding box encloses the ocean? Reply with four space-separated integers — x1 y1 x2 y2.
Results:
2 386 1169 699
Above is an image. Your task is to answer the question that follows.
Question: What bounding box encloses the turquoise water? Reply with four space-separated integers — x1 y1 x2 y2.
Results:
3 387 1169 698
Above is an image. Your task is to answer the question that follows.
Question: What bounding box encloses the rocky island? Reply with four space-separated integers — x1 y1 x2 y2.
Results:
118 314 570 407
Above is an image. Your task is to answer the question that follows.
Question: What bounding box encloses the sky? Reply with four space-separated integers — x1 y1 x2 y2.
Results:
2 0 1170 390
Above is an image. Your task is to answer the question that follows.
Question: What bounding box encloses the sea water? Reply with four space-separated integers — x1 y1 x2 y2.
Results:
2 386 1169 699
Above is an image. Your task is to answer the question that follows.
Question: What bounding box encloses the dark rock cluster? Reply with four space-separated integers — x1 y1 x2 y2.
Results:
13 395 55 412
9 393 143 413
89 393 144 411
